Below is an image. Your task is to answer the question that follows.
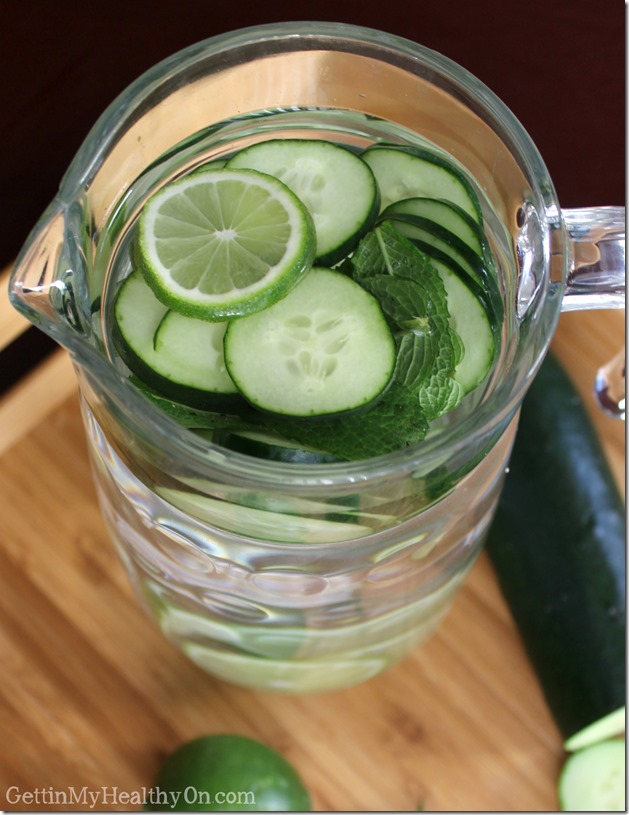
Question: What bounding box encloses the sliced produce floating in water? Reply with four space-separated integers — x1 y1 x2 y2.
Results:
112 138 503 460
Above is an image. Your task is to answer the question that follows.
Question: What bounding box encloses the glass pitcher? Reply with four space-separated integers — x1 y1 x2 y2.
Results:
9 23 625 693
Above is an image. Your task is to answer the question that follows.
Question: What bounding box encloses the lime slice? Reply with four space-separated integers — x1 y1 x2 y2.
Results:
137 168 315 320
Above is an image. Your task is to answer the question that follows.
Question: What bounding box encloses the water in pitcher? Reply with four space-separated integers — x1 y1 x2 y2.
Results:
80 106 515 693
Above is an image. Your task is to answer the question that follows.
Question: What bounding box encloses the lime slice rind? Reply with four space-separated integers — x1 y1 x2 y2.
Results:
137 168 315 320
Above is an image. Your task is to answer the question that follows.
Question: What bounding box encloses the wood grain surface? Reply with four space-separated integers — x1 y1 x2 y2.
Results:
0 308 624 812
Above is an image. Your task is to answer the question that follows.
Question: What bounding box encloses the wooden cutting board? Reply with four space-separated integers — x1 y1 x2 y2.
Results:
0 308 624 812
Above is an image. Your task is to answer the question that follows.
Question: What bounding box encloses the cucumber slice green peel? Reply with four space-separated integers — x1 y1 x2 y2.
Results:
380 211 485 279
382 196 490 262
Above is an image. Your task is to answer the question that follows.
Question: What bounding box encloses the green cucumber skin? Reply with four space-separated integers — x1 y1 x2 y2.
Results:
486 353 625 742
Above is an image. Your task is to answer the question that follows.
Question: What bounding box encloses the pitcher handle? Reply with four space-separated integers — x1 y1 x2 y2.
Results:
561 206 625 419
561 206 625 312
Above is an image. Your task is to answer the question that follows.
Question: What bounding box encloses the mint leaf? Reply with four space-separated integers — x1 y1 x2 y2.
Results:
261 390 429 460
351 222 461 417
392 330 438 389
352 221 438 289
419 372 464 420
360 274 434 332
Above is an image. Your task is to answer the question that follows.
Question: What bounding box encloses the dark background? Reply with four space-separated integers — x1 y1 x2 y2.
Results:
1 1 625 385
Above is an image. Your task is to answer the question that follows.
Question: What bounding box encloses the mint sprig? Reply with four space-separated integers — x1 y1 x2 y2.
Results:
352 222 461 411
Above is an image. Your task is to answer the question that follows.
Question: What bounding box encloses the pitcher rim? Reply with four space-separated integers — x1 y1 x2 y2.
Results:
18 21 566 487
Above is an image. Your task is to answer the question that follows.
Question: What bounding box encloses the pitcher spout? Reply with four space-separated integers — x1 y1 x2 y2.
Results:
9 201 92 348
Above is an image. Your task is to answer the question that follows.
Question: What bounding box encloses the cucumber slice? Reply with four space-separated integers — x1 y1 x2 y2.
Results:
175 475 384 525
382 211 486 285
558 739 625 811
224 268 396 418
381 197 490 263
361 145 482 222
112 271 241 410
153 311 235 392
433 259 496 394
228 139 379 265
157 487 373 543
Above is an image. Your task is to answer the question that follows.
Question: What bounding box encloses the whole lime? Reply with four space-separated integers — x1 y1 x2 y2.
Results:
145 734 311 811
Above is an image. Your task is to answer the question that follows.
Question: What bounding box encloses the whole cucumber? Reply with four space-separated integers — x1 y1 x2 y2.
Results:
486 352 625 744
